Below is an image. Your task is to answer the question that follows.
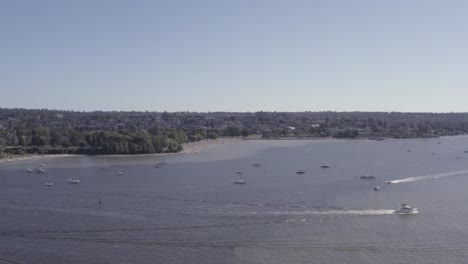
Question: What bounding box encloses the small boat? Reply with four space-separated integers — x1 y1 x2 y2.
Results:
35 168 46 174
155 164 162 168
39 163 46 167
234 179 246 184
320 165 331 168
386 180 392 184
360 174 375 179
26 168 34 173
68 178 80 184
252 162 262 167
374 186 380 191
116 171 125 176
394 203 418 214
44 182 53 187
296 170 306 174
235 171 244 175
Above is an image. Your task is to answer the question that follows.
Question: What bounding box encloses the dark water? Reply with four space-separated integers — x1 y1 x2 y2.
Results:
2 138 468 264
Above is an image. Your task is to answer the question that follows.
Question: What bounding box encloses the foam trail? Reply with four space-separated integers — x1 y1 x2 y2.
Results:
389 169 468 184
253 209 396 216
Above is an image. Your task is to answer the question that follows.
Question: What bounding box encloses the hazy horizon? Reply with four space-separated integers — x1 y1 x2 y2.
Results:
2 0 468 112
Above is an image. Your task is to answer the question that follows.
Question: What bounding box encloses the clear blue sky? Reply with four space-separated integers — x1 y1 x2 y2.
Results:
1 0 467 112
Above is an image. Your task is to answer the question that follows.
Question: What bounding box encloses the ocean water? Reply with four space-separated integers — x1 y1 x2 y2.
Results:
1 138 468 264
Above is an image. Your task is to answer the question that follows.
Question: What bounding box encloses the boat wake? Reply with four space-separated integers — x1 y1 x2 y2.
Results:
389 169 468 184
251 209 396 216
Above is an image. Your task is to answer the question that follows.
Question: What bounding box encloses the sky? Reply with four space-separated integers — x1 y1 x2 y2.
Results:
1 0 468 112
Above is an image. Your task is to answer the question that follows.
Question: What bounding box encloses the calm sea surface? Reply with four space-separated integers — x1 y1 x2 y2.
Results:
1 138 468 264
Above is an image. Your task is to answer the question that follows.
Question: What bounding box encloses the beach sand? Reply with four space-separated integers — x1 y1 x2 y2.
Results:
0 138 243 164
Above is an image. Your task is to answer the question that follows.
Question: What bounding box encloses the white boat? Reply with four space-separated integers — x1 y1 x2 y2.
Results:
26 168 34 173
39 163 46 167
374 186 380 191
252 162 262 167
394 203 418 214
296 170 306 174
234 179 246 184
386 180 392 184
360 174 375 179
68 178 80 184
44 182 53 187
155 164 162 168
35 168 46 174
320 165 331 168
116 171 125 176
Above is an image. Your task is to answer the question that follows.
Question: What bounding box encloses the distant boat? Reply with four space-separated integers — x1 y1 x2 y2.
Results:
116 171 125 176
234 179 246 184
39 163 46 167
394 203 417 214
374 186 380 191
252 162 262 167
234 171 246 184
320 165 331 168
44 182 53 187
155 164 162 168
386 180 392 184
26 168 34 173
360 174 375 179
296 170 306 174
35 168 46 174
68 178 80 184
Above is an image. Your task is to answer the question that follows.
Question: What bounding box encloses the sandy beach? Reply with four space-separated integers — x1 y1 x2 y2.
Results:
0 137 244 164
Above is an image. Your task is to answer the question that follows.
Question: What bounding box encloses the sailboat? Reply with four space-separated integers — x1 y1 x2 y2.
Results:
44 175 53 187
234 171 246 184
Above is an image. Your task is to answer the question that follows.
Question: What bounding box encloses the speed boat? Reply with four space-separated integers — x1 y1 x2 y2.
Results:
68 178 80 184
26 168 34 173
252 162 262 167
386 180 392 184
155 163 162 168
320 165 331 168
394 203 418 214
35 168 46 174
44 182 53 187
116 171 125 176
374 186 380 191
296 170 306 174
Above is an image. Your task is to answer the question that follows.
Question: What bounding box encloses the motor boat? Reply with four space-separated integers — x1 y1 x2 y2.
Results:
320 165 331 168
296 170 306 174
234 179 246 184
386 180 392 184
68 178 80 184
39 163 46 167
116 171 125 176
360 174 375 179
35 168 46 174
252 162 262 167
26 168 34 173
374 186 380 191
155 163 162 168
44 182 53 187
394 203 418 214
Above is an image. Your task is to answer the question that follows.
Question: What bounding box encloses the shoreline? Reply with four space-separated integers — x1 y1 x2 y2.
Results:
1 134 467 164
0 137 244 164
